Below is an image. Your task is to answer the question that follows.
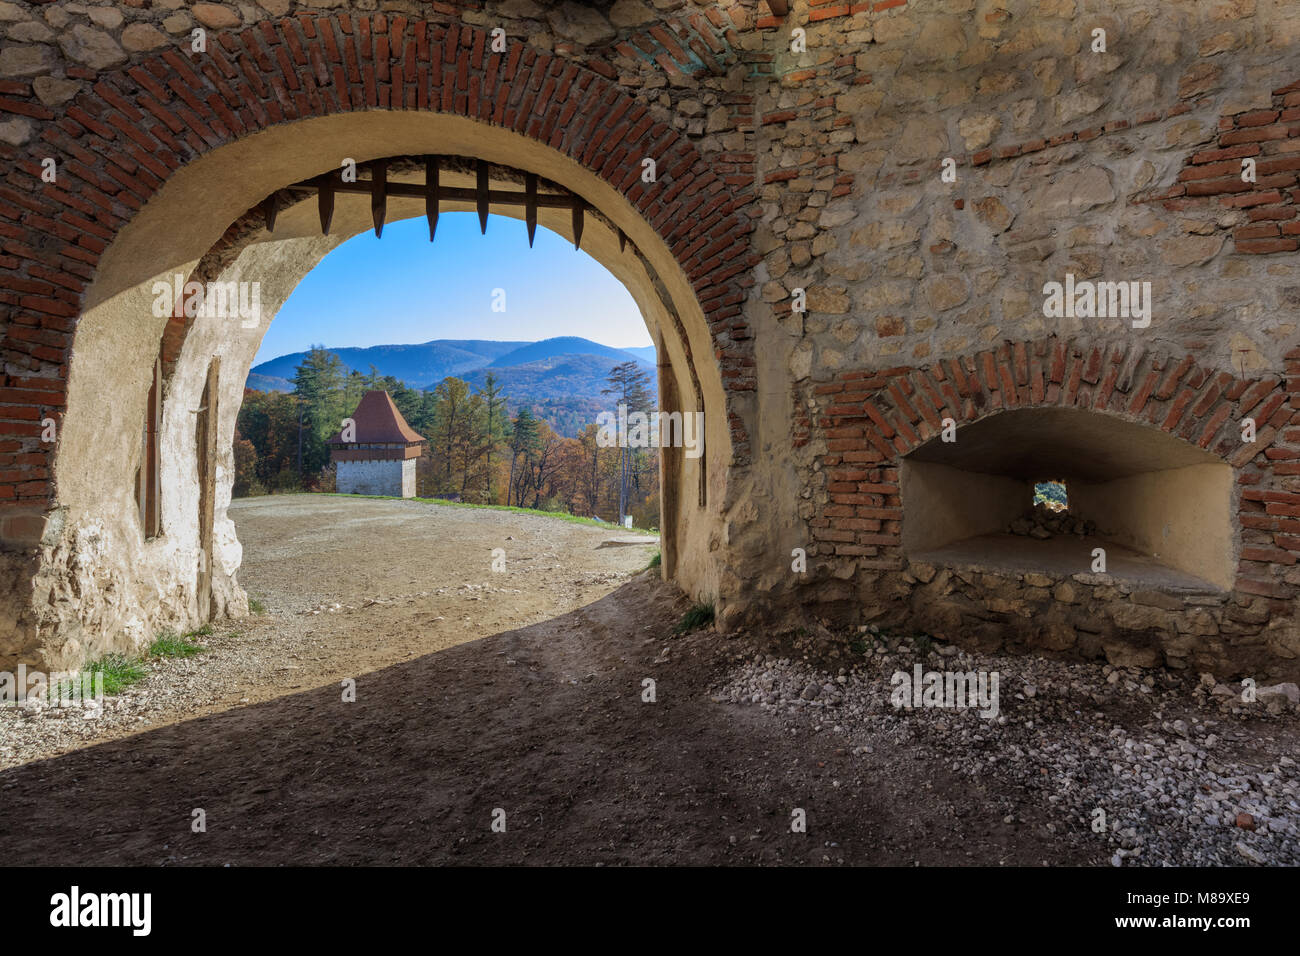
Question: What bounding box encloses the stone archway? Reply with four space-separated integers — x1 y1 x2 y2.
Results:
0 15 759 671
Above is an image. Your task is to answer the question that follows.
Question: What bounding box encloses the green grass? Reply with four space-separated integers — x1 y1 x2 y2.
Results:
46 624 215 700
314 492 659 535
147 627 209 659
84 654 147 695
646 549 662 570
247 597 267 615
674 601 715 635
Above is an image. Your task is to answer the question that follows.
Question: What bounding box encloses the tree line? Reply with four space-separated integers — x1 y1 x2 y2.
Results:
234 348 661 526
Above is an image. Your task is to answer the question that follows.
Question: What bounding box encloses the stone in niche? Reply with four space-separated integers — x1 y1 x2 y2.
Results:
58 25 127 71
33 76 81 106
546 2 616 46
191 3 243 30
0 43 59 78
121 23 169 53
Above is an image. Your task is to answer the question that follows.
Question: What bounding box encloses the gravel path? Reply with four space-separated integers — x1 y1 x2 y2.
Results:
2 496 1294 866
716 625 1300 866
0 495 656 771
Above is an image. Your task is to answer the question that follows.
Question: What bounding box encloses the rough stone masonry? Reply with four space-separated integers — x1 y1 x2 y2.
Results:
0 0 1298 680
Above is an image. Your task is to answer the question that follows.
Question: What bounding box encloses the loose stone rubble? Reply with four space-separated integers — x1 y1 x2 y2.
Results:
1007 505 1097 539
5 0 1300 679
717 625 1300 866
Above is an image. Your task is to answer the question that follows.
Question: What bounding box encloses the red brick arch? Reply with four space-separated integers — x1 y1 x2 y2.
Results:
0 12 759 511
805 336 1300 599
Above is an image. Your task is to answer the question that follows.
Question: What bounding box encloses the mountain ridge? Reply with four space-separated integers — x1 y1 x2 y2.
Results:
245 337 658 437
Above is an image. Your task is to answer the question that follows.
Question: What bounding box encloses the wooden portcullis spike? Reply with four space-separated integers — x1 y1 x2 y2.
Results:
572 200 584 251
262 193 279 233
371 159 388 238
425 156 439 241
525 173 538 247
285 156 595 241
618 227 626 253
318 175 334 235
477 160 490 234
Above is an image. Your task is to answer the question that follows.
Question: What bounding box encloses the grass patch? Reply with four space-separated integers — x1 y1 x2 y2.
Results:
909 632 934 655
84 654 147 695
247 597 267 615
674 601 715 635
315 492 659 535
147 627 209 659
646 549 661 571
46 626 213 701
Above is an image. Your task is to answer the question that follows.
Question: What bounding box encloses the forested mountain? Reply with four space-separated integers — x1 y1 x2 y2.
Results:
250 336 651 391
246 337 657 437
235 349 662 527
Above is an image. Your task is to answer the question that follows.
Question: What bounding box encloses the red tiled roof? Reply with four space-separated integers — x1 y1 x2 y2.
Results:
327 390 426 445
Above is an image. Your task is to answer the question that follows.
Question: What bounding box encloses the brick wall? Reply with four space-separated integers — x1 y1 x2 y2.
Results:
3 0 1300 672
0 11 762 513
797 335 1300 674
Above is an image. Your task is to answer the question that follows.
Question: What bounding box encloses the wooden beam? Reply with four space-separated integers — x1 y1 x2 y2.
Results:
370 159 387 238
424 156 439 241
196 357 221 620
261 193 279 233
525 172 538 247
285 156 596 238
476 160 490 234
298 179 580 207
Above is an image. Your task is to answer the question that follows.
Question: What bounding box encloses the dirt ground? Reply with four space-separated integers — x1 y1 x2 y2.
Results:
224 494 666 702
0 495 1111 865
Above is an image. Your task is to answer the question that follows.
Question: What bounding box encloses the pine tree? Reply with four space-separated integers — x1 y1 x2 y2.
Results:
602 361 653 523
508 407 540 506
291 347 348 477
480 373 509 502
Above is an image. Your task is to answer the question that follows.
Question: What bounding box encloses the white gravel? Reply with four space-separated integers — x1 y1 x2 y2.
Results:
716 625 1300 866
0 624 286 770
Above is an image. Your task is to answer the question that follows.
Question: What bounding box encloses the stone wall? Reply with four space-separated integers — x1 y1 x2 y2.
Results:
336 457 414 497
0 0 1298 677
796 337 1300 678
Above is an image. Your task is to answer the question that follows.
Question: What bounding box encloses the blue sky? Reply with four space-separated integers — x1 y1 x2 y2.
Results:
255 212 653 364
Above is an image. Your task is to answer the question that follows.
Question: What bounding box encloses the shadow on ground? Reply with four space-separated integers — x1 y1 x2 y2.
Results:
0 576 1098 866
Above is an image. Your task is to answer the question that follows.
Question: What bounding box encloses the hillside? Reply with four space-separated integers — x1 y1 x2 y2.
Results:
486 337 645 368
247 372 293 393
246 336 657 437
620 346 657 364
250 339 530 390
464 353 647 399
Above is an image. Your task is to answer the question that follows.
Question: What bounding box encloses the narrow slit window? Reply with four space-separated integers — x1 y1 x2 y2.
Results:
138 355 162 538
1033 479 1067 512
